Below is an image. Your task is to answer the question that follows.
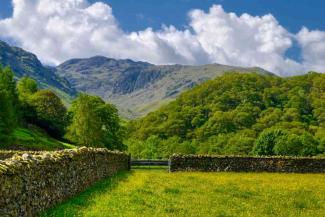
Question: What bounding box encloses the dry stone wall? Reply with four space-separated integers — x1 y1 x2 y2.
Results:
170 154 325 173
0 147 130 217
0 150 43 160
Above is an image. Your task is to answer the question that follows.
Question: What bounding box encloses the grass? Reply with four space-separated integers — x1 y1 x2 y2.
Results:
0 127 76 150
42 169 325 217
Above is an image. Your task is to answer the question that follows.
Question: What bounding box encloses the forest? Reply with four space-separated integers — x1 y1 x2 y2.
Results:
127 72 325 158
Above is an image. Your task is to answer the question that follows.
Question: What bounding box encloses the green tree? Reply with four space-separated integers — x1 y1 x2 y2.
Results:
253 128 287 155
225 130 256 155
17 77 38 99
274 132 319 156
98 103 125 150
29 89 67 138
17 77 38 122
273 133 302 156
142 135 162 159
66 94 125 150
298 133 319 156
126 138 146 159
0 66 19 142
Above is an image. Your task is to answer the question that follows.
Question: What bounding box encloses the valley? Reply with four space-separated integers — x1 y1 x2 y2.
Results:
1 1 325 217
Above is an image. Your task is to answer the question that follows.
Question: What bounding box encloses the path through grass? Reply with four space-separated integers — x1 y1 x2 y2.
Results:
43 169 325 217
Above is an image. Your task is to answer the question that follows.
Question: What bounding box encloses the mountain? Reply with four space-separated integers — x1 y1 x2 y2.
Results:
56 56 271 118
0 40 272 118
0 40 77 103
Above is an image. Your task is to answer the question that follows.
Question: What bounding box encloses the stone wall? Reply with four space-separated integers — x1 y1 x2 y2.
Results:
170 154 325 173
0 150 42 160
0 147 130 217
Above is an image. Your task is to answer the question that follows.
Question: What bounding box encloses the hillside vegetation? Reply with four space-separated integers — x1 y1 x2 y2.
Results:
43 169 325 217
0 65 124 151
127 72 325 158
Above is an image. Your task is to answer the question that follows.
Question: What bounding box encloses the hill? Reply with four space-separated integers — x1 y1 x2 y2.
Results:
56 56 271 118
0 40 77 103
127 72 325 158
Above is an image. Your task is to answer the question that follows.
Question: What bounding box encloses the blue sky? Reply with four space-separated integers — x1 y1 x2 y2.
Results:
2 0 324 32
0 0 324 75
104 0 325 33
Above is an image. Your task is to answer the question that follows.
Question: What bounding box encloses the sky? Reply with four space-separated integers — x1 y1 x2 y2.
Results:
0 0 324 76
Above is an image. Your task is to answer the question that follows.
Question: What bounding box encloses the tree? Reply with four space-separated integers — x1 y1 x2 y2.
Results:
141 135 161 159
297 133 319 156
253 128 287 155
0 66 19 142
98 103 125 150
126 138 146 159
274 132 319 156
17 77 38 122
29 89 67 138
66 94 125 150
17 77 38 100
273 133 302 156
225 130 256 155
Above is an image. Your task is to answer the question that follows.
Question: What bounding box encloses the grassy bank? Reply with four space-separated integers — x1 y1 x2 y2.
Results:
0 127 75 150
43 169 325 217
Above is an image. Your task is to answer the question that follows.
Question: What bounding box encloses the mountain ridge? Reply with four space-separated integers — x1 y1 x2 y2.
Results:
55 55 272 118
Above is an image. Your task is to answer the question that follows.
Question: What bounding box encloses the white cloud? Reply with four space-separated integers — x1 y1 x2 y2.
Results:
296 27 325 73
188 6 304 75
0 0 324 75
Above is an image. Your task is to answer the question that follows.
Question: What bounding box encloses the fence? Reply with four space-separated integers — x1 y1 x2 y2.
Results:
131 159 169 166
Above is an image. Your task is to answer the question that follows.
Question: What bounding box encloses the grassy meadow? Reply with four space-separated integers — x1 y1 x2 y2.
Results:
43 169 325 217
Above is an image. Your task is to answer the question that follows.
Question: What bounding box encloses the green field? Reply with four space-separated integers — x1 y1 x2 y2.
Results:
43 169 325 217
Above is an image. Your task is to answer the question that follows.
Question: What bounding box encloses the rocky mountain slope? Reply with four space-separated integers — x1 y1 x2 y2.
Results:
0 40 77 102
56 56 271 118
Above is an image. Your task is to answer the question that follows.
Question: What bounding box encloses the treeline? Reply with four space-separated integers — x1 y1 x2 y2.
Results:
0 66 125 150
127 72 325 158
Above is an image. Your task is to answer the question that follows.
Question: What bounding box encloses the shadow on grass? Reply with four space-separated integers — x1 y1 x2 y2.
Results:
41 170 134 217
